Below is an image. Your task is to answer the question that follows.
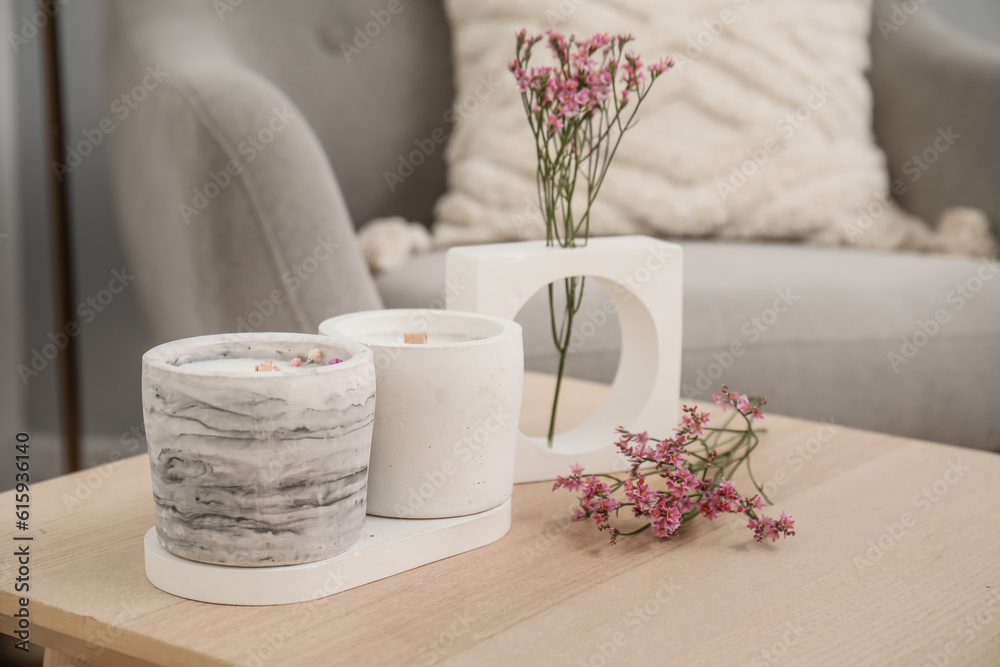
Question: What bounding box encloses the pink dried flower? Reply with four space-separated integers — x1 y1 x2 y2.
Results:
545 29 569 64
747 511 796 543
650 501 682 538
553 386 794 547
647 56 675 77
624 474 655 515
581 32 611 54
681 405 710 437
290 357 302 367
509 61 530 92
307 348 323 364
328 358 343 365
621 51 646 91
552 472 582 492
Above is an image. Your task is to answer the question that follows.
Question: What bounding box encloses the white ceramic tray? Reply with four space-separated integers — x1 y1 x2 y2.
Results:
144 499 511 606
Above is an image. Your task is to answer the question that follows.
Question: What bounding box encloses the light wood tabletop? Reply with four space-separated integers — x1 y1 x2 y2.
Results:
2 372 999 666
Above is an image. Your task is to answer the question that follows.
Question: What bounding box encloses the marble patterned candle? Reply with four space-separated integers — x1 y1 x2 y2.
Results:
141 333 375 567
320 310 523 519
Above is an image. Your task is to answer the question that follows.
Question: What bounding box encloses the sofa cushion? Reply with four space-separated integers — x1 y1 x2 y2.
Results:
377 243 1000 452
430 0 993 257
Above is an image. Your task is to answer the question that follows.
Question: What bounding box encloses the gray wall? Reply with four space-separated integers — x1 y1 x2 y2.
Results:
1 0 24 441
12 0 60 480
929 0 1000 44
4 0 999 484
12 0 149 480
58 0 150 459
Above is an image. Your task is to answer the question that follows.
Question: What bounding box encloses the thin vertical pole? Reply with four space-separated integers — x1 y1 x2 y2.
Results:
39 0 81 472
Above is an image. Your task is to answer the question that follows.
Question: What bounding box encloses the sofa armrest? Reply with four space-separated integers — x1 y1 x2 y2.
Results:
103 0 381 342
870 0 1000 240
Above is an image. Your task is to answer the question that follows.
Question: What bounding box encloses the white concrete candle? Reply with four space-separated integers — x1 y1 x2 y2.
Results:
320 310 523 519
141 333 375 567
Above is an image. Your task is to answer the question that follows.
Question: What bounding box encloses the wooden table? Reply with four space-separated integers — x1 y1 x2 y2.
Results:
3 373 999 666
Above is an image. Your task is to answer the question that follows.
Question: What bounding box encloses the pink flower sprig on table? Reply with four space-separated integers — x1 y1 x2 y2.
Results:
713 385 766 420
553 388 796 546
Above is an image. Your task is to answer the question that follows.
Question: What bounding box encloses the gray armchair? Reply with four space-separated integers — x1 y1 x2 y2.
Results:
103 0 1000 452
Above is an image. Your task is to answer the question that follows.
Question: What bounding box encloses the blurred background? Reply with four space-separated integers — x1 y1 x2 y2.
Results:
1 0 1000 492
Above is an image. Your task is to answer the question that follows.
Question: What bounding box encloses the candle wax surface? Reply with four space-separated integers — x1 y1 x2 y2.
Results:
180 358 314 374
361 332 483 345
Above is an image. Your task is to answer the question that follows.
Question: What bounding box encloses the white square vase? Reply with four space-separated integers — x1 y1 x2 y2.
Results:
446 235 683 483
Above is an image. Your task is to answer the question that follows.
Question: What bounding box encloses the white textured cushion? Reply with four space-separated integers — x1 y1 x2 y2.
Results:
433 0 993 255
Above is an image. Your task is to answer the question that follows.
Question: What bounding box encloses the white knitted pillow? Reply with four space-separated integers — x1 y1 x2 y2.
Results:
430 0 993 256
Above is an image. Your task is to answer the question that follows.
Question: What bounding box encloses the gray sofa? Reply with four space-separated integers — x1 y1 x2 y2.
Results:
103 0 1000 452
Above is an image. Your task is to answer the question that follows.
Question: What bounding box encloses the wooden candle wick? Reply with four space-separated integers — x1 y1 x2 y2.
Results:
404 332 428 344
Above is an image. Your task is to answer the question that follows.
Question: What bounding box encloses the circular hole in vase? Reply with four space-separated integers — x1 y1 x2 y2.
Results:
514 276 623 441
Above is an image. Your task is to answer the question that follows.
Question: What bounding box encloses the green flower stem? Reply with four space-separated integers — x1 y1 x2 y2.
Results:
546 318 571 446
